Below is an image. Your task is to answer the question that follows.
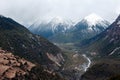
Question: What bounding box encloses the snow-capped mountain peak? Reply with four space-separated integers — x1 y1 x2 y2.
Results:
48 16 74 33
75 13 110 32
50 16 74 26
50 16 64 24
28 16 74 37
84 13 104 26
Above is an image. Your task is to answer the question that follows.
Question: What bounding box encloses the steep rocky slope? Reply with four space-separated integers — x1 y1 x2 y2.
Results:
78 15 120 57
0 15 64 71
80 58 120 80
70 13 109 42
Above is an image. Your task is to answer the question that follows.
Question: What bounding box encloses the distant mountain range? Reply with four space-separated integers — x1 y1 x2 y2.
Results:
29 16 74 38
29 13 110 43
79 14 120 57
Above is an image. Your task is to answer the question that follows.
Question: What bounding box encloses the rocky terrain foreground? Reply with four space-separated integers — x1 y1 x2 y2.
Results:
0 49 64 80
0 49 35 79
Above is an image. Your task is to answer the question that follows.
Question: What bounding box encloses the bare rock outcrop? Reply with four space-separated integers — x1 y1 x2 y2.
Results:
0 49 64 80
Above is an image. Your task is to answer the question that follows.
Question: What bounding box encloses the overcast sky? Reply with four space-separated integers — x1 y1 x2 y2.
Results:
0 0 120 27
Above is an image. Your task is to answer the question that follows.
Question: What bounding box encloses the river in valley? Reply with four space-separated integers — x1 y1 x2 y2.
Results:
73 54 91 80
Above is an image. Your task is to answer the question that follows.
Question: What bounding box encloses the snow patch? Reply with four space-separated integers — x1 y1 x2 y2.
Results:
49 16 74 33
84 13 104 26
29 16 74 34
50 16 64 24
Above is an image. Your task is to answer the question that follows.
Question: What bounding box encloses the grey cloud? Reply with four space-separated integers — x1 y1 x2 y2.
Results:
0 0 120 27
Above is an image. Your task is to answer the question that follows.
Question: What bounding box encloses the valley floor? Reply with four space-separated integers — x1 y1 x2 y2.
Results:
54 43 92 80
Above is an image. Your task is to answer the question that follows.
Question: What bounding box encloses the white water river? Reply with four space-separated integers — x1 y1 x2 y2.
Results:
82 54 91 71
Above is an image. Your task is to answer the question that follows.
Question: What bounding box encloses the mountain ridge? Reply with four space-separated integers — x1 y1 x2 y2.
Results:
78 14 120 56
49 13 110 43
29 16 74 38
0 15 65 71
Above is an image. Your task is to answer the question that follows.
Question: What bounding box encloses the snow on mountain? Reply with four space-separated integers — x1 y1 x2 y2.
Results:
84 13 104 26
80 14 120 56
76 13 110 32
29 14 110 42
50 16 64 24
50 16 73 26
29 19 48 30
85 13 109 27
28 16 74 38
48 16 74 33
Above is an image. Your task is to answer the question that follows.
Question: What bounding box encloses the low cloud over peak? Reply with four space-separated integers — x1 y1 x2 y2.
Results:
0 0 119 27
